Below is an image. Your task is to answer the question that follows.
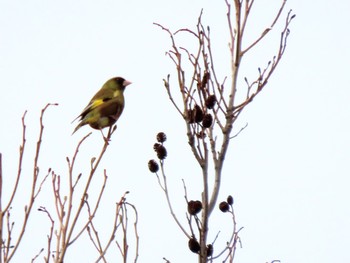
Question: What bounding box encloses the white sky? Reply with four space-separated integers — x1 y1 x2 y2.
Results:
1 0 349 262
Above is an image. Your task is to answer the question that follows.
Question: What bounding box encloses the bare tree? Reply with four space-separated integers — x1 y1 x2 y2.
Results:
150 0 295 262
0 104 139 263
1 1 294 262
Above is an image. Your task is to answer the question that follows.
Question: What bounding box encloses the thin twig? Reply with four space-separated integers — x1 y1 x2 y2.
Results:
159 161 191 239
242 0 287 55
58 126 115 261
7 103 58 262
95 192 130 263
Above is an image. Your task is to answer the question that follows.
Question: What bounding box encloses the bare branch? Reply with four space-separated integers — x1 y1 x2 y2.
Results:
7 103 58 262
38 206 55 263
158 161 191 239
242 0 287 55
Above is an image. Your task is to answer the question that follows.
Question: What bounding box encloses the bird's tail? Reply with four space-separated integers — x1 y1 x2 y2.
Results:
71 114 81 124
72 121 85 135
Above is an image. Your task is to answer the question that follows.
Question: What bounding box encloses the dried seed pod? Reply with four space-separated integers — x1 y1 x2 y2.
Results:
156 145 167 160
202 113 213 128
153 143 161 151
206 244 213 257
156 132 167 143
187 200 202 215
219 201 230 212
193 105 204 123
188 105 204 124
227 195 234 205
205 95 216 109
201 72 210 89
188 238 200 254
148 160 159 173
187 109 194 123
196 131 206 139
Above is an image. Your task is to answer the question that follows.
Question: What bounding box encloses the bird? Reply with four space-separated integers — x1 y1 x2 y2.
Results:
72 77 132 134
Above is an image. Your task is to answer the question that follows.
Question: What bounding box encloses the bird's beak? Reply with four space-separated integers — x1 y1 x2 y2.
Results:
123 80 132 87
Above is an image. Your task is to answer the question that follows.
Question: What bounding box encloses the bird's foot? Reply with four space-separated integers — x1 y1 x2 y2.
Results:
99 129 111 144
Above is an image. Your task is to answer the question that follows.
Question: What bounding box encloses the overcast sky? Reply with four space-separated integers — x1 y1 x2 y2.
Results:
1 0 349 262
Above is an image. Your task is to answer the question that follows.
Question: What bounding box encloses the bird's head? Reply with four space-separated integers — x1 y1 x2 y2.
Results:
112 77 132 90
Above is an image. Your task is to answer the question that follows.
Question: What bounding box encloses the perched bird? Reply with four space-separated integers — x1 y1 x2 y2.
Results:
72 77 132 134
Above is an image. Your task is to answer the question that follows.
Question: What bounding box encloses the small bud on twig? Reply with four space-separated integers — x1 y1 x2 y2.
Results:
227 195 234 205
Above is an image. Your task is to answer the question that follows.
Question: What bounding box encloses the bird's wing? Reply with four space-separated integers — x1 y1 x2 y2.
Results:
96 97 124 120
72 88 116 122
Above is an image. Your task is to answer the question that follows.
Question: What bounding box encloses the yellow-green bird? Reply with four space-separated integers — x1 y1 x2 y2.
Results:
72 77 132 134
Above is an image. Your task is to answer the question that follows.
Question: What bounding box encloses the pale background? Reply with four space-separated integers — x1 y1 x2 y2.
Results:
0 0 349 262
